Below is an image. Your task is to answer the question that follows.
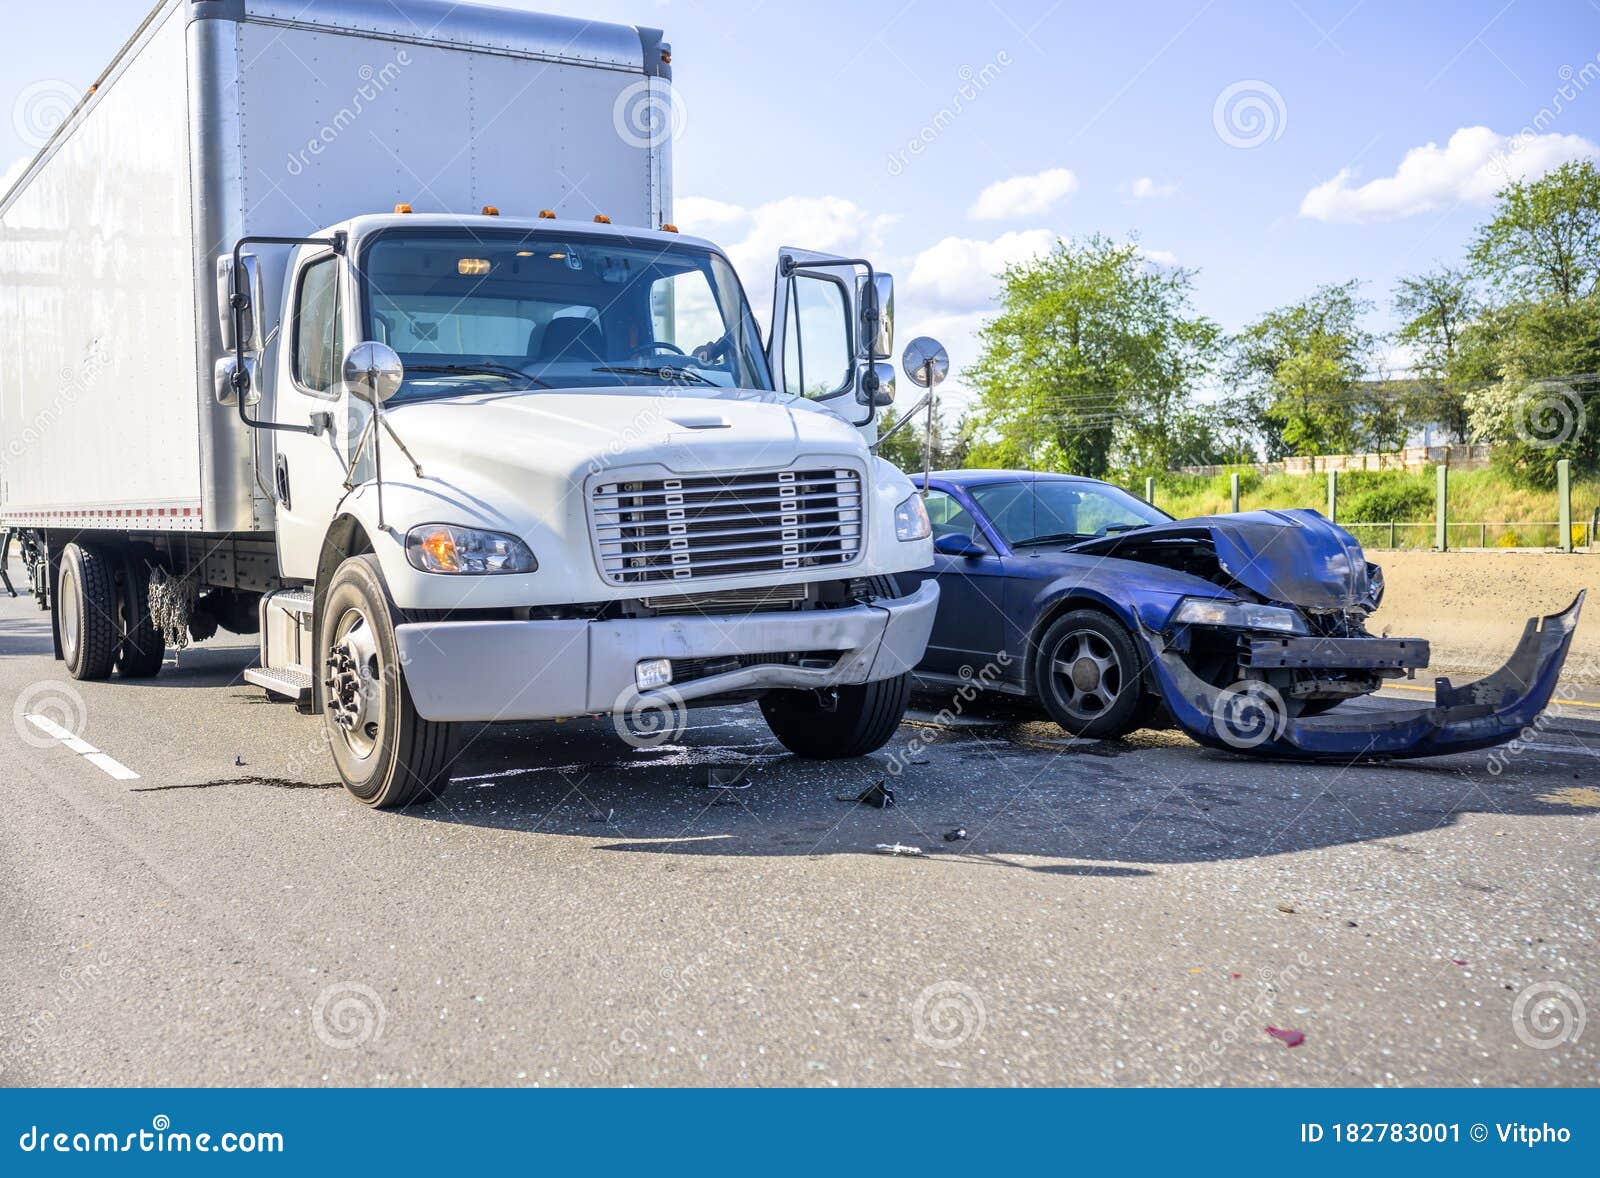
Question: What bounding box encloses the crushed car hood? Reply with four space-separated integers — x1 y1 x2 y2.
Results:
1068 509 1373 611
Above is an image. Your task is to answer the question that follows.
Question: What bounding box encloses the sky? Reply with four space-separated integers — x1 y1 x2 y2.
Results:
3 0 1598 413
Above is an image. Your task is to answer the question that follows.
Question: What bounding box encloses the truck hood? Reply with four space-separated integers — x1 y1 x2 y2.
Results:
381 387 865 483
1067 508 1374 612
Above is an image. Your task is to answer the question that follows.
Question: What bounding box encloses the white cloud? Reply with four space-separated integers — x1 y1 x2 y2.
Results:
1130 176 1177 199
967 168 1078 220
1139 247 1179 268
907 229 1058 312
1299 125 1599 223
684 195 895 325
673 195 750 236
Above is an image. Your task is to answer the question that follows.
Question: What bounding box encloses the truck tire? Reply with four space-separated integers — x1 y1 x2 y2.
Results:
758 574 913 758
115 544 166 679
320 554 459 809
58 542 119 681
1033 608 1154 739
761 673 911 759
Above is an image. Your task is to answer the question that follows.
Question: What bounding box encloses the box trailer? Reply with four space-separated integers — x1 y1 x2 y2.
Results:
1 0 942 806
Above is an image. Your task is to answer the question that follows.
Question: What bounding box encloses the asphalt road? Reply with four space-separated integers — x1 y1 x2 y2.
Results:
2 562 1596 1087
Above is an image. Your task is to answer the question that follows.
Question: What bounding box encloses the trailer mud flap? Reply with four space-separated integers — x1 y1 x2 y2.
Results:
1149 592 1586 761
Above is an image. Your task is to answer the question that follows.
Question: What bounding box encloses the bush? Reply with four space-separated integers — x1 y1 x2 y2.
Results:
1341 480 1435 523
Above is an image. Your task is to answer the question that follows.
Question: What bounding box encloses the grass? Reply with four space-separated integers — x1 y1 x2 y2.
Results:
1129 466 1600 549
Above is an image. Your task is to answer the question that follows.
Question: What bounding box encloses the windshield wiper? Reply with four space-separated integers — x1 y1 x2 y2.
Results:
406 363 551 388
1095 523 1151 537
592 364 716 387
1011 531 1093 548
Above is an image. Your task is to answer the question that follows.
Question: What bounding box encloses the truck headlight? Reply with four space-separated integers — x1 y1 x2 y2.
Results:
894 493 931 541
406 524 538 575
1170 597 1308 635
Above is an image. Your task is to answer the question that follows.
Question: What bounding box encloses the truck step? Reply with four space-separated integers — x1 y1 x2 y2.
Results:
244 666 314 705
274 588 314 616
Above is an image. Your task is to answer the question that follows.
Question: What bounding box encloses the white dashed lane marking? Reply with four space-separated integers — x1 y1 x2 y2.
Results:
25 714 141 781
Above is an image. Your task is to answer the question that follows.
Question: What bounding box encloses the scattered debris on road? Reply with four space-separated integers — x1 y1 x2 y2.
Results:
875 843 924 857
840 780 895 808
1266 1026 1306 1048
944 828 968 842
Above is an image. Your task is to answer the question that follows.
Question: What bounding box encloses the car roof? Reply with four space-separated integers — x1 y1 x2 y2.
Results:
922 469 1107 489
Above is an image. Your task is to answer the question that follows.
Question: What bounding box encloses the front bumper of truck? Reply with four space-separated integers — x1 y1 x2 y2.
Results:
393 581 940 723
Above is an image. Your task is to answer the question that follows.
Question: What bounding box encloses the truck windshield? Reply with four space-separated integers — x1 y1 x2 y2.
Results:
358 229 773 400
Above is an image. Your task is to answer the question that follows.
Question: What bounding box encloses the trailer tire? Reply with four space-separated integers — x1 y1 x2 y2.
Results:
319 554 458 809
115 544 166 679
58 542 120 681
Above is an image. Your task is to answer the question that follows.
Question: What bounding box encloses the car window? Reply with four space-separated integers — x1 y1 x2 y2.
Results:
971 480 1165 545
924 490 985 544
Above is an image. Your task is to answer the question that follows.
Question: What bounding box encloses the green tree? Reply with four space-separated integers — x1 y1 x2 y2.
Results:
1469 159 1600 306
1393 267 1476 440
962 235 1220 478
1226 281 1386 457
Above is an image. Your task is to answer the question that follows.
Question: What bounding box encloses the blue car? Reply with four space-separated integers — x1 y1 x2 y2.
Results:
901 470 1584 760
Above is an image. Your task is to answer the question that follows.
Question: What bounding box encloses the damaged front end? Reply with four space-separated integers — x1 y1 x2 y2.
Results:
1149 592 1586 760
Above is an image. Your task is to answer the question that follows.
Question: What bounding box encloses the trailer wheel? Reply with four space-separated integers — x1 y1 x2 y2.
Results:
319 554 458 809
57 542 120 681
115 544 166 679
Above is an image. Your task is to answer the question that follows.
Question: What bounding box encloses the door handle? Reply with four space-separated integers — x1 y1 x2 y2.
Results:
274 454 292 510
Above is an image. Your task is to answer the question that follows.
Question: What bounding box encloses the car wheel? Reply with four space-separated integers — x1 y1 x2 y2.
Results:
58 542 119 681
1034 609 1153 739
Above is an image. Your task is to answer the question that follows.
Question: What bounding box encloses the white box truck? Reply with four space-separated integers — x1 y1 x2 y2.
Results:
0 0 941 806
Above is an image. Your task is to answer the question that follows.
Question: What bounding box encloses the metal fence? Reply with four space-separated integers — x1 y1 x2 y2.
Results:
1341 521 1594 551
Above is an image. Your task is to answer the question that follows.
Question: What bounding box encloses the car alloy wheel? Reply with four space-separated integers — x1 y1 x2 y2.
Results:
1049 627 1124 720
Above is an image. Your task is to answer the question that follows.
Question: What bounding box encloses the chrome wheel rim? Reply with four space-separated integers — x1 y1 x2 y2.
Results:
1050 628 1123 719
325 607 383 760
60 563 82 662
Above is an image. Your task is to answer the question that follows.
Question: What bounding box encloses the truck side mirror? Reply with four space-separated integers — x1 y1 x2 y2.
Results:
857 273 894 360
343 341 405 404
857 362 895 407
216 254 265 354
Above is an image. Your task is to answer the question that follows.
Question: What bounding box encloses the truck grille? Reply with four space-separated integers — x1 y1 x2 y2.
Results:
591 467 863 586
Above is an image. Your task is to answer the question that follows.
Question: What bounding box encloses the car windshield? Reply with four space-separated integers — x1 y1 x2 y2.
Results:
358 229 773 401
971 479 1169 546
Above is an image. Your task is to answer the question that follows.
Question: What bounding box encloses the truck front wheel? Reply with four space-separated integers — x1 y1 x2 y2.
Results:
760 673 911 759
319 555 458 809
58 542 119 681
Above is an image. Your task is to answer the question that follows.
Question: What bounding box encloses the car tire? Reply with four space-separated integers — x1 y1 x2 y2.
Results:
58 542 119 681
1034 608 1153 739
320 554 459 809
115 544 166 679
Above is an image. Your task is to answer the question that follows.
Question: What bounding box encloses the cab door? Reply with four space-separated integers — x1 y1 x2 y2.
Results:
768 248 894 445
272 247 357 581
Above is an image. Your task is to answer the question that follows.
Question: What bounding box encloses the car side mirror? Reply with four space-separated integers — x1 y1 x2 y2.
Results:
343 341 405 404
934 532 985 558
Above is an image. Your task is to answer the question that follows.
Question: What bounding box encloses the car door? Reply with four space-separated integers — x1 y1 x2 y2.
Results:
903 487 1009 677
272 247 357 581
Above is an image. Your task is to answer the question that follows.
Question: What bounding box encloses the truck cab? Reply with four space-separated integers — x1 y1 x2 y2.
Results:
234 211 939 804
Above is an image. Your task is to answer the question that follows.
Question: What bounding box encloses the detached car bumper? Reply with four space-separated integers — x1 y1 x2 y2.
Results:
1150 592 1585 760
392 581 940 723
